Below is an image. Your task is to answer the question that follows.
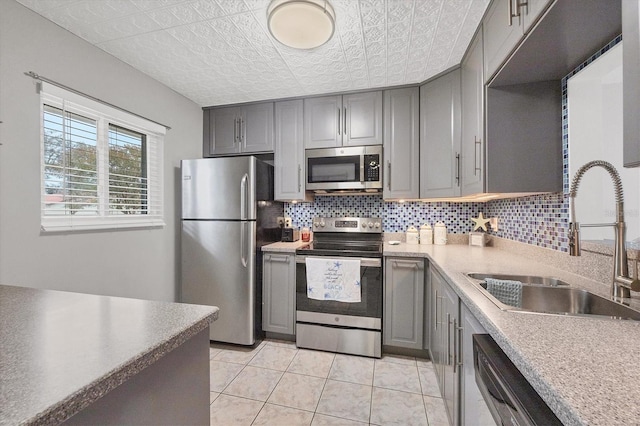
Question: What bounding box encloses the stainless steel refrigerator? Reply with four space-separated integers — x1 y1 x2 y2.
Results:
181 157 282 345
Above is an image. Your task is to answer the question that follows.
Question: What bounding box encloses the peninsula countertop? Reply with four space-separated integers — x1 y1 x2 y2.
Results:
0 284 218 425
384 242 640 426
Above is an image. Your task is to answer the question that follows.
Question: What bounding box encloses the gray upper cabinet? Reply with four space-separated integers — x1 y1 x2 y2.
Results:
483 0 523 83
420 69 461 198
461 30 485 196
208 107 239 155
304 91 382 149
384 258 424 350
274 100 311 201
205 102 274 156
483 0 552 83
242 102 274 153
624 0 640 167
383 87 419 200
262 253 295 336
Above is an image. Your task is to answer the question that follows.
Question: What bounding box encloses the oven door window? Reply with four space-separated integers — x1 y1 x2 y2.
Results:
307 156 360 183
296 261 382 318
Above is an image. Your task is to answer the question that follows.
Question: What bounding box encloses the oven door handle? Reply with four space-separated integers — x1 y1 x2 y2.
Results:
295 256 381 268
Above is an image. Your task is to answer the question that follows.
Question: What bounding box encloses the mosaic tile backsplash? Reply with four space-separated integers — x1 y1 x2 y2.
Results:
285 36 623 254
285 196 484 233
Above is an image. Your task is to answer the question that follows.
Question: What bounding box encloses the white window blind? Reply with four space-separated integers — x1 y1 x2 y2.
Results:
40 82 165 231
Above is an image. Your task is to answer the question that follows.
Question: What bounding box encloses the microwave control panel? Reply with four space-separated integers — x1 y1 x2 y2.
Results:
364 155 380 182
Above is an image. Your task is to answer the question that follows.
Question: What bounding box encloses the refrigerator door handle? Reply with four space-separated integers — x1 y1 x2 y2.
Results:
240 173 249 220
240 222 248 267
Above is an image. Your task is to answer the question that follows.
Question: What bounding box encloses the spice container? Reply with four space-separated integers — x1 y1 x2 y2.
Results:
301 227 310 242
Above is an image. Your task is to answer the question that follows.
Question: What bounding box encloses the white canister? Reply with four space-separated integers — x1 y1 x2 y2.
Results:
434 222 447 245
419 224 433 245
406 226 419 244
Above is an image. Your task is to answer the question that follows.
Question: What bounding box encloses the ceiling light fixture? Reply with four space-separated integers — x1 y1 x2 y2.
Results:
267 0 336 50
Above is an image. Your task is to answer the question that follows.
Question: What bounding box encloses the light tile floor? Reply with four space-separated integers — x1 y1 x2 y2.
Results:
209 339 449 426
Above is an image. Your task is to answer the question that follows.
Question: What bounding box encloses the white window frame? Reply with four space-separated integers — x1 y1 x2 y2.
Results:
40 82 165 232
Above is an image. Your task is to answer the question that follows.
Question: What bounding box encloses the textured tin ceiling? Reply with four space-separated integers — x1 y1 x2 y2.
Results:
17 0 489 107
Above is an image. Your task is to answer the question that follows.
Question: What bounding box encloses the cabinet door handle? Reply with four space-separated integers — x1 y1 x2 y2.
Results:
434 291 440 329
298 165 302 192
233 118 237 143
474 137 482 176
455 152 460 186
343 107 347 135
241 117 245 144
269 255 290 263
387 161 391 189
508 0 519 26
337 107 341 135
447 313 452 365
392 260 423 269
453 319 463 373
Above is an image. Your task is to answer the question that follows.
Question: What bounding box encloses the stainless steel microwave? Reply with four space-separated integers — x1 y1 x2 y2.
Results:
305 146 383 192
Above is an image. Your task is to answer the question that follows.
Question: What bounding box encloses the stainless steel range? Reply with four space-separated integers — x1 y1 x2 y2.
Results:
295 217 383 358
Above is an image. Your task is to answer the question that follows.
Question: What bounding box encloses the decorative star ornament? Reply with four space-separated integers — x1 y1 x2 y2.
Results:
471 212 491 232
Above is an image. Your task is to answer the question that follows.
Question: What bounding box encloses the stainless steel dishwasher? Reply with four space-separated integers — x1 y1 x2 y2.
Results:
473 334 562 426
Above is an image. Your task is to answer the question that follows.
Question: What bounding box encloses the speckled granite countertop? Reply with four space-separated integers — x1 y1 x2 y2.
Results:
0 285 218 425
384 243 640 426
262 240 310 253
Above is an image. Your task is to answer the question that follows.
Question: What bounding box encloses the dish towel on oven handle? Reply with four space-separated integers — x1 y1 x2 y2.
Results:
305 257 361 303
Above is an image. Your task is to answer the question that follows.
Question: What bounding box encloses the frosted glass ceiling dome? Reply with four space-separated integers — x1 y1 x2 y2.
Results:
267 0 336 50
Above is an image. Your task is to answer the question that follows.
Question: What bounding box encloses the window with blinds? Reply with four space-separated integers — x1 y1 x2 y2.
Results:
40 82 165 231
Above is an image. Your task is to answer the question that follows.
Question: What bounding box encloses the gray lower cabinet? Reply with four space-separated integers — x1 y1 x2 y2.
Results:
623 0 640 167
429 264 497 426
460 304 495 426
204 102 274 156
384 257 424 349
274 100 311 201
420 69 461 198
429 265 459 426
383 87 420 200
304 91 383 149
262 253 295 335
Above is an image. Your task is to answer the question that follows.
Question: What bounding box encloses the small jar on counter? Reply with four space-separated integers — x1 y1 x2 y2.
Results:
419 224 433 245
406 226 419 244
301 227 311 242
434 222 447 245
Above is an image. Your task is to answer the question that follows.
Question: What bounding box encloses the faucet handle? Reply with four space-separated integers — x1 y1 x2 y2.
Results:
569 222 581 256
615 275 640 293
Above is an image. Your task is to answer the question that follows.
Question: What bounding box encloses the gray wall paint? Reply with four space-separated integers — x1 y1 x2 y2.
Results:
0 1 202 301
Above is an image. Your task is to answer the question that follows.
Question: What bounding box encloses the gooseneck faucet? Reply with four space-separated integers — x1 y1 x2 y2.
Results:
569 160 640 299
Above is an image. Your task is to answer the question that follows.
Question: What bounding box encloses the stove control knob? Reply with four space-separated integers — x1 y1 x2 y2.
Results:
368 222 374 228
319 221 325 228
313 222 319 228
374 222 381 229
361 222 367 228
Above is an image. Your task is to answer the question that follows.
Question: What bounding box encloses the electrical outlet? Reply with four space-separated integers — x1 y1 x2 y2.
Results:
284 217 292 228
489 217 498 231
277 216 285 227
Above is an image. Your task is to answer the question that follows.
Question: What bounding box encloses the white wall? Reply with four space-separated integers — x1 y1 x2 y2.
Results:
0 1 203 301
568 43 640 245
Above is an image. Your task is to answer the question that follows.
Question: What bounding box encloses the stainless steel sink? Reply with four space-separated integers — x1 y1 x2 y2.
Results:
466 273 640 321
466 273 569 287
